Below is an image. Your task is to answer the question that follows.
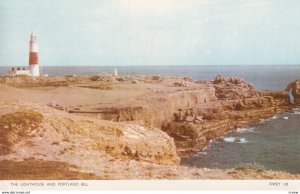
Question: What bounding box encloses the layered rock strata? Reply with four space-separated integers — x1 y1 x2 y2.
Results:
162 76 295 156
1 75 298 159
0 102 179 165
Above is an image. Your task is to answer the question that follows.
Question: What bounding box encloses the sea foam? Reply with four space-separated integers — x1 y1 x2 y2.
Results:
224 137 247 143
236 127 255 133
292 108 300 115
194 151 208 157
262 115 278 123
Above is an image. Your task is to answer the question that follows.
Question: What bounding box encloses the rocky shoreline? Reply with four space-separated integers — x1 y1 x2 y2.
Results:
0 74 299 179
162 75 296 156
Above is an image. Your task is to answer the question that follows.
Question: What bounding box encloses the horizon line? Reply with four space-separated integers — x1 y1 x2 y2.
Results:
1 64 300 67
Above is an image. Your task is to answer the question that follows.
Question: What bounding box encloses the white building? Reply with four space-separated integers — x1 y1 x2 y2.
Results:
9 67 31 76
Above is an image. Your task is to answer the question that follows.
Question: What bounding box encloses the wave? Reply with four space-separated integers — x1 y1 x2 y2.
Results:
293 107 300 111
236 127 255 133
292 108 300 115
224 137 247 144
259 118 268 123
194 151 208 157
260 115 277 123
282 116 289 120
236 162 266 170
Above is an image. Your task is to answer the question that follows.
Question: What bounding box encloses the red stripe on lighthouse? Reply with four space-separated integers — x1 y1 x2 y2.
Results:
29 52 39 64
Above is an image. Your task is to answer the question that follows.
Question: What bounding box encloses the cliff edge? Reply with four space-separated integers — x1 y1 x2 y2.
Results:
0 75 299 179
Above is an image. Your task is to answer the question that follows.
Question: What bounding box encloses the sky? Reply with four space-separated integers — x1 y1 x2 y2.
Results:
0 0 300 66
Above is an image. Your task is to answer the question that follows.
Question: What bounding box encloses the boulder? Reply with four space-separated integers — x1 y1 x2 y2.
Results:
152 75 162 81
213 75 258 100
173 81 187 87
286 79 300 104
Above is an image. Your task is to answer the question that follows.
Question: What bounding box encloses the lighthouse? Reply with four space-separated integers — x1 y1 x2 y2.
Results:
28 32 40 76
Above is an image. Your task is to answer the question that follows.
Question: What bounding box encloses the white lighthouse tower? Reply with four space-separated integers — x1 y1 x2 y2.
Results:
28 32 40 76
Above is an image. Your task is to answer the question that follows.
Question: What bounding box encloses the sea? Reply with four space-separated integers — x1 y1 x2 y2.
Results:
1 65 300 173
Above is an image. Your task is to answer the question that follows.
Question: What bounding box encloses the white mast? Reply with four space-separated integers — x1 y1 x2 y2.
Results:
114 68 118 76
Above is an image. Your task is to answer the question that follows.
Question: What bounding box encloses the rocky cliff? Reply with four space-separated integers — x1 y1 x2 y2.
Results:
0 101 179 165
0 102 298 180
162 75 294 156
0 75 297 158
1 75 299 179
287 79 300 104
